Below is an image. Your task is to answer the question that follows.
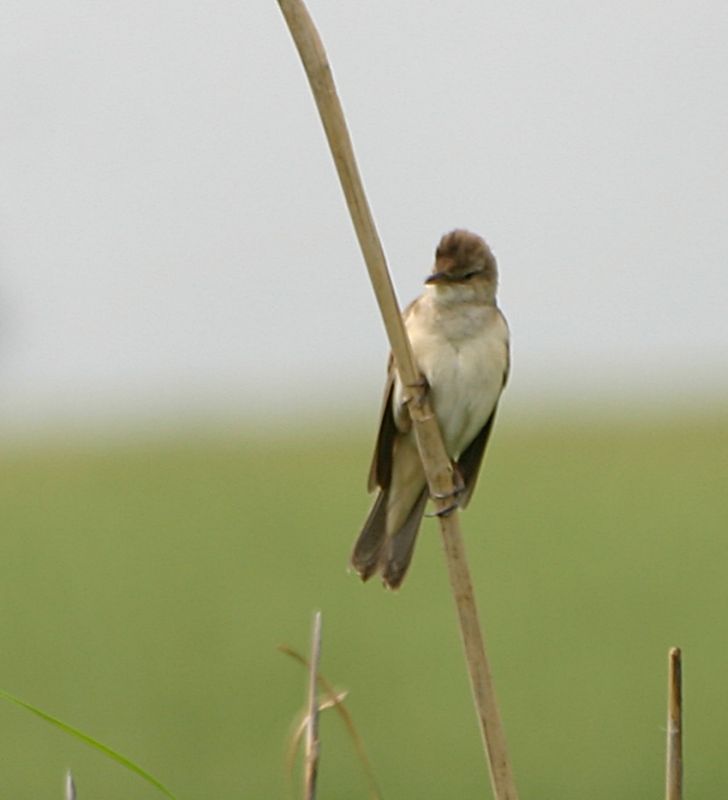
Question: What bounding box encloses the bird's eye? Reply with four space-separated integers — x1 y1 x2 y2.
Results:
462 271 479 281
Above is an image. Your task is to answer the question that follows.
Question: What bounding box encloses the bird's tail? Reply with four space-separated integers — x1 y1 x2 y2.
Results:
350 487 428 589
381 488 428 589
350 489 389 582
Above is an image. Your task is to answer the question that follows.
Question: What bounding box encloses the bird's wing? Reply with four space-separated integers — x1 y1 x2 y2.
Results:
366 300 420 493
455 405 499 508
457 331 510 508
367 356 400 492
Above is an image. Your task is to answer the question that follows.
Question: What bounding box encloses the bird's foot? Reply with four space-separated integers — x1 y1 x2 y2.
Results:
428 501 459 518
429 463 465 499
402 374 429 408
426 464 465 517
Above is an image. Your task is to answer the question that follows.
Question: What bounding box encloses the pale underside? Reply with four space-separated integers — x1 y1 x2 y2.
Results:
372 286 510 535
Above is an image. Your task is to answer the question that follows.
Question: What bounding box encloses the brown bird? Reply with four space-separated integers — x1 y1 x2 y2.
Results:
351 229 510 589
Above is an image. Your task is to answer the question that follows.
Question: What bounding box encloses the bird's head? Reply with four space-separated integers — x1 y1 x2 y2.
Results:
425 229 498 304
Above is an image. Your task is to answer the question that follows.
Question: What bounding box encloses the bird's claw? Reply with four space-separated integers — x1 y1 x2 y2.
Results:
403 375 429 408
426 501 459 518
426 465 465 517
430 466 465 498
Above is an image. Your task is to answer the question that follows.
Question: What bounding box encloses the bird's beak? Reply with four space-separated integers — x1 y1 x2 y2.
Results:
425 271 450 285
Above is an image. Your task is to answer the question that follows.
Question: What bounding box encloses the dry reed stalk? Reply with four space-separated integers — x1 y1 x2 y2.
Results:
65 770 76 800
279 644 382 799
275 3 518 797
304 611 323 800
666 647 683 800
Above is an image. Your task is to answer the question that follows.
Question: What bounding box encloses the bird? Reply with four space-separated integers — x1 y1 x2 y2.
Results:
350 229 510 589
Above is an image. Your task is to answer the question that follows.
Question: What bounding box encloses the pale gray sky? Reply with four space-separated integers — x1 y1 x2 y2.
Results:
2 1 727 432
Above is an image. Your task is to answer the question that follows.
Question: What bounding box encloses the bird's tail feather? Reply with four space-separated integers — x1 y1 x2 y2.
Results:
381 488 428 589
350 489 389 581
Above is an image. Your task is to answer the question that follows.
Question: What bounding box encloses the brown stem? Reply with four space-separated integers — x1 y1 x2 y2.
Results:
304 611 322 800
276 2 518 797
666 647 683 800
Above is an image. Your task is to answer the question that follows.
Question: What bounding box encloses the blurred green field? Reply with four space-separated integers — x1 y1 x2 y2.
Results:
1 411 727 799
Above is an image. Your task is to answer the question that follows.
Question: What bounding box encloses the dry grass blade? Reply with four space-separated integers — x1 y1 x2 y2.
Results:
666 647 683 800
285 692 349 796
304 612 323 800
275 2 518 797
279 645 382 800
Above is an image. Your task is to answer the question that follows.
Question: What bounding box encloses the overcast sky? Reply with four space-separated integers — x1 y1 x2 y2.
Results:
2 1 727 433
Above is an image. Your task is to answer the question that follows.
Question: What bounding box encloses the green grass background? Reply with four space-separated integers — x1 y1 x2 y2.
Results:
1 411 726 798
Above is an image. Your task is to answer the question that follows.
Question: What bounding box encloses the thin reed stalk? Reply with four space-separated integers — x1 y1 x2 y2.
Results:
665 647 683 800
275 3 518 797
304 611 323 800
65 770 76 800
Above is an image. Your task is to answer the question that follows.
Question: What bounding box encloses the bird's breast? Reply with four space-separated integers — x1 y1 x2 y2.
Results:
403 303 508 458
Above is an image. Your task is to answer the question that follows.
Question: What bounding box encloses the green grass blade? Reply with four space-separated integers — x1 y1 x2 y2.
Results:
0 689 177 799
